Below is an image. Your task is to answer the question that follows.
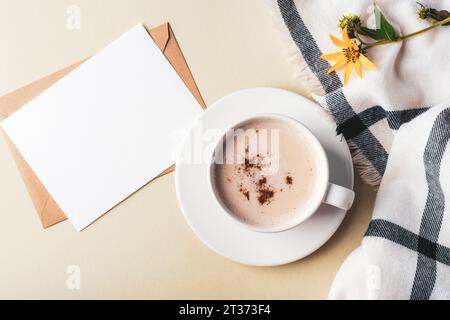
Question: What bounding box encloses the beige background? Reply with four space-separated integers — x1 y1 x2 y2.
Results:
0 0 375 299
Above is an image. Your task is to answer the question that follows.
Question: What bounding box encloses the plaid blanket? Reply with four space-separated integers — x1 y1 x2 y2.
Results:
269 0 450 299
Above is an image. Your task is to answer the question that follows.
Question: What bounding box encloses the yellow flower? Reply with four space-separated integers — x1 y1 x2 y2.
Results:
320 26 376 85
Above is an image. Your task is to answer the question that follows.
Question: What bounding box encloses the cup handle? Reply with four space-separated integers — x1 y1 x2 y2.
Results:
322 183 355 210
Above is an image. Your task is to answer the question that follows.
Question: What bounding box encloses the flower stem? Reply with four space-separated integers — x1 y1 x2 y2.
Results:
364 15 450 48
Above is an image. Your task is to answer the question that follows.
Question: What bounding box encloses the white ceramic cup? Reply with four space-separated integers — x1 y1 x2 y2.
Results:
207 113 355 233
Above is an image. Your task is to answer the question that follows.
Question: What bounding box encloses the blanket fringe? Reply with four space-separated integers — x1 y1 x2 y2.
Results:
347 141 382 188
264 0 324 96
314 94 381 187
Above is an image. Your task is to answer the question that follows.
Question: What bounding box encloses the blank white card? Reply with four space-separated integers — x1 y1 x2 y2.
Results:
2 25 202 230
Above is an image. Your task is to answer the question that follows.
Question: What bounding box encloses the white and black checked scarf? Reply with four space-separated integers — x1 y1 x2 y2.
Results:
269 0 450 299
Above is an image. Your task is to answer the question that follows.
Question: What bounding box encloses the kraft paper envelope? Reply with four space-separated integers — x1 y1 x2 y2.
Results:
0 23 205 229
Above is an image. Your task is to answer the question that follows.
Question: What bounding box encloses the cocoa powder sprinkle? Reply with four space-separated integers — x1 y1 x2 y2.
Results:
285 175 293 185
226 145 293 206
257 189 274 205
238 184 250 201
258 177 267 186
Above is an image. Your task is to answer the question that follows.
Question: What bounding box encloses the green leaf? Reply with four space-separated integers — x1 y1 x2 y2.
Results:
357 6 397 41
374 5 397 41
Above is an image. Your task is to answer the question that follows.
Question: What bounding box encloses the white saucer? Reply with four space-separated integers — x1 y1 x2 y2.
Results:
175 88 354 266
